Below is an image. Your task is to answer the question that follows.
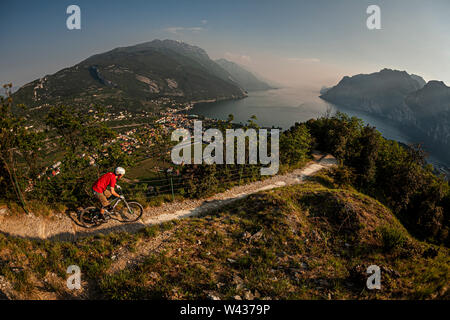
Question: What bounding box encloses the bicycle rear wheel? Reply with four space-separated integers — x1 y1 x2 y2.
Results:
114 201 144 222
79 207 103 228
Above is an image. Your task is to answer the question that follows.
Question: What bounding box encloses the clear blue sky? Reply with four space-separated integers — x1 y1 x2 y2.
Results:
2 0 450 87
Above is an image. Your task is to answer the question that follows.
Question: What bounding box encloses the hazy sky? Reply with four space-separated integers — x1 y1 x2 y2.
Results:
2 0 450 88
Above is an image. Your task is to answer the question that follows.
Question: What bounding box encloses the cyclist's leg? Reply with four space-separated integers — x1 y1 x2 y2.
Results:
102 190 113 212
94 191 110 215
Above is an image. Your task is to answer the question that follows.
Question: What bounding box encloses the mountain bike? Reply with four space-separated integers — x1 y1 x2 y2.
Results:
79 185 144 228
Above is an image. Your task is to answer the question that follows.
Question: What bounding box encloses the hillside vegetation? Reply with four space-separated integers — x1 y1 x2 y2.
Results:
1 86 449 299
306 113 450 246
2 85 449 246
0 176 448 299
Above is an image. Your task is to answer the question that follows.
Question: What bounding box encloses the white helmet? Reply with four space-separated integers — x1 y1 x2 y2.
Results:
115 167 125 175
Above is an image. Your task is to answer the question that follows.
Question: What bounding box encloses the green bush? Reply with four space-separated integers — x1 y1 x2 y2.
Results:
378 225 406 252
280 123 312 165
331 166 356 187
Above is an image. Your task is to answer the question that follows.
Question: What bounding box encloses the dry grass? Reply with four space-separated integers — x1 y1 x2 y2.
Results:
0 177 448 300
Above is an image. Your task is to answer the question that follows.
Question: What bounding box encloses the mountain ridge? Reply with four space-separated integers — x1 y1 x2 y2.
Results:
12 39 251 116
320 69 450 165
215 58 273 91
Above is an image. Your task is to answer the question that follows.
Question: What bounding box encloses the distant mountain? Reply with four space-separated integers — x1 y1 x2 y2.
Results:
215 58 272 91
405 81 450 150
321 69 423 120
320 69 450 164
319 86 331 95
406 80 450 116
139 40 236 84
12 39 247 116
410 74 427 88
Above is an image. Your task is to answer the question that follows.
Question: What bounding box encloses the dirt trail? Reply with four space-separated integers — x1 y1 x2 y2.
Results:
0 154 337 241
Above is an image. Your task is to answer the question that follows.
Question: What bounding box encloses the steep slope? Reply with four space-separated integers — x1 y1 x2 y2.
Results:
410 74 427 88
320 69 423 120
405 80 450 150
406 81 450 116
137 40 236 84
12 40 246 116
215 58 272 91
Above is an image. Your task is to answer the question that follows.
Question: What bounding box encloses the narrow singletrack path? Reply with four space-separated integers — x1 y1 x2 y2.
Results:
0 154 337 241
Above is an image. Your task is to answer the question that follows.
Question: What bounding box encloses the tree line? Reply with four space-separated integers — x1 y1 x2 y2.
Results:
305 112 449 245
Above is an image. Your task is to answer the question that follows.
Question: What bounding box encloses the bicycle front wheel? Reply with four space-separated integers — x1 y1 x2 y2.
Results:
114 201 144 222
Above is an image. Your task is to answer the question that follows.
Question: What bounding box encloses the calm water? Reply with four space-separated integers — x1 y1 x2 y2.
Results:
190 87 411 141
189 87 446 167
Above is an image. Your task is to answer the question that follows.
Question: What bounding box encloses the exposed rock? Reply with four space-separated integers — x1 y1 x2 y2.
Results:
240 231 252 241
0 276 14 300
136 75 160 93
250 229 264 242
205 291 221 300
232 275 244 284
243 290 254 300
0 207 9 216
166 78 178 89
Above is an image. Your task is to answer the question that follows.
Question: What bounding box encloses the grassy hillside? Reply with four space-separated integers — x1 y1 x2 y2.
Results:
0 171 448 300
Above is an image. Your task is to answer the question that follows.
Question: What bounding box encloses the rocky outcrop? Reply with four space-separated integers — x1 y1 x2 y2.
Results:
320 69 450 164
320 69 422 122
405 81 450 151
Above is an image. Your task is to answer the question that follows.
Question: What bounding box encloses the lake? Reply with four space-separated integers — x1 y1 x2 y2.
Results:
189 87 446 168
190 87 411 141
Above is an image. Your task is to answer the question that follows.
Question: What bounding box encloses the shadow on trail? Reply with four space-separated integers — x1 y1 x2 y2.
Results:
0 220 146 242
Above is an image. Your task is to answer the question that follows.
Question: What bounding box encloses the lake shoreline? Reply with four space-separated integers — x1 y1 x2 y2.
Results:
187 87 450 173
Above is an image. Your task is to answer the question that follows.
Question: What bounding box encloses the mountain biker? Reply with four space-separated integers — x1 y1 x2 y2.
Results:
92 167 125 219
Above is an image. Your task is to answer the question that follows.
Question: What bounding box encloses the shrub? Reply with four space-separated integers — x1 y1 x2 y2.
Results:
280 123 312 165
331 166 356 187
378 226 406 252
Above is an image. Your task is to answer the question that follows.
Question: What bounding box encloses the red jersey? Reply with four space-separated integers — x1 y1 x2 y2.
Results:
92 172 117 193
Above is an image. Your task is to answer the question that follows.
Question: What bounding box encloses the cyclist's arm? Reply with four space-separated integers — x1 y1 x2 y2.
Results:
110 187 120 198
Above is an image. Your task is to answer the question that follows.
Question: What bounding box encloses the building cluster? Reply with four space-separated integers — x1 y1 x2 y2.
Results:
89 109 135 122
32 104 218 185
155 112 198 130
115 130 141 154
